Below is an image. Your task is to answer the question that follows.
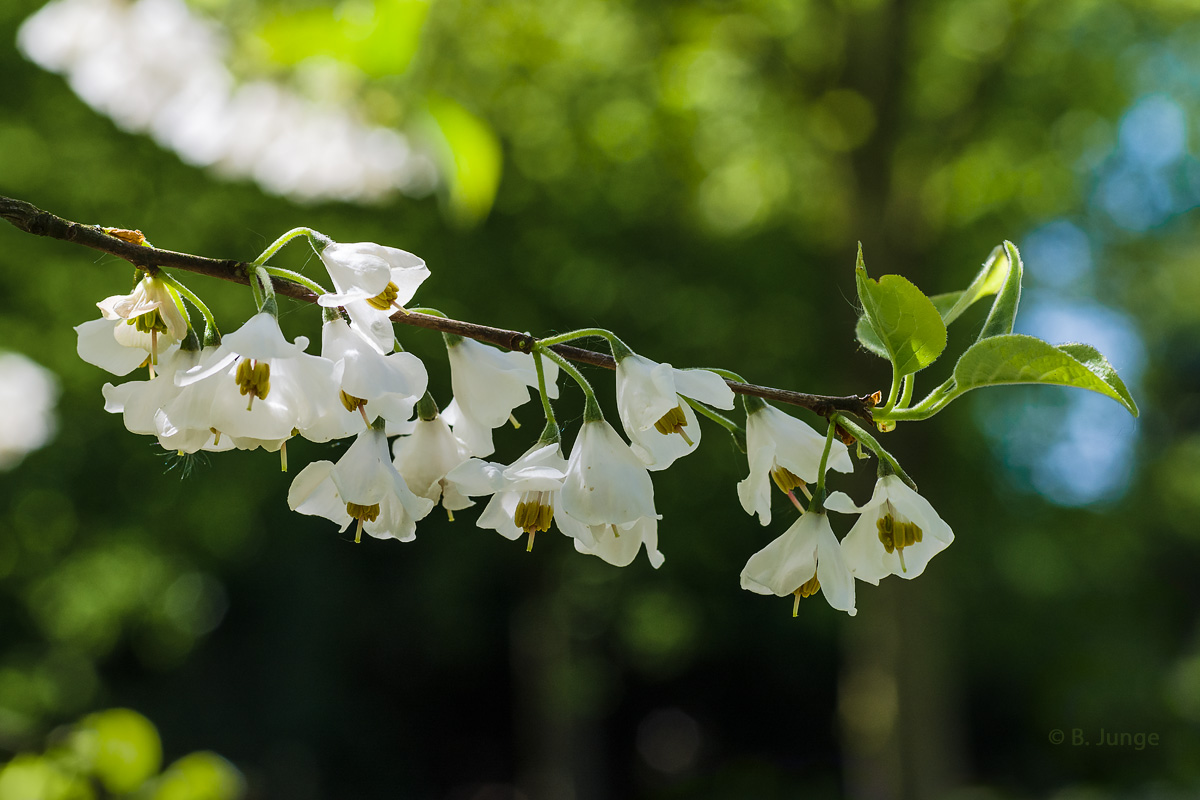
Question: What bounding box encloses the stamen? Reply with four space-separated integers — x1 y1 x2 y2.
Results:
210 428 221 446
786 490 805 513
346 501 381 543
366 281 401 311
526 530 536 552
447 508 455 522
280 440 288 473
509 413 521 429
791 574 821 616
876 500 923 572
771 466 806 495
236 359 271 410
652 405 692 444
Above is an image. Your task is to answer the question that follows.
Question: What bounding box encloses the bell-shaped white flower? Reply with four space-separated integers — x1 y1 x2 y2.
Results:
75 317 172 376
561 419 658 529
826 475 954 584
316 241 429 352
574 516 664 569
101 346 220 450
740 510 856 616
738 404 854 526
446 441 596 550
97 275 189 344
444 338 559 457
392 413 474 516
152 344 238 453
615 354 735 470
301 318 428 442
176 312 340 443
288 426 435 542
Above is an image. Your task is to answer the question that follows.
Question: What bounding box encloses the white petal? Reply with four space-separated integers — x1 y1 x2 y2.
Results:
561 420 656 527
671 367 735 410
76 318 151 376
288 460 352 530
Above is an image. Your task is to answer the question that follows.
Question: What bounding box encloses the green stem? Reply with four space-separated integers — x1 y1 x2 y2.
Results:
878 363 902 414
533 349 558 432
263 266 328 296
539 346 602 422
159 272 218 337
813 420 838 501
537 328 621 349
875 377 957 422
897 373 915 410
682 396 747 453
832 413 918 491
252 227 329 266
254 266 278 317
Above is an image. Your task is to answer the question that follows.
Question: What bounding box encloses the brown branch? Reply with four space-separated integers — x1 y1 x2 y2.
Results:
1 194 875 422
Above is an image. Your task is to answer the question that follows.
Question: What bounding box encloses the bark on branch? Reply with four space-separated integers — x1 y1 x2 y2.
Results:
1 195 875 422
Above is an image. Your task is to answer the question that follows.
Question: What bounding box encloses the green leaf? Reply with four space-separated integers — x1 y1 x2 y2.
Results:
977 240 1023 340
951 334 1139 417
855 247 1006 361
940 244 1010 325
855 263 947 376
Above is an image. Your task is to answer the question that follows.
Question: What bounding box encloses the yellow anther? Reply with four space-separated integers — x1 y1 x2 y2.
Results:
346 502 381 544
792 574 821 616
770 466 806 495
235 359 271 409
339 390 366 414
365 281 401 311
130 309 168 334
514 491 555 535
653 405 693 445
876 501 923 573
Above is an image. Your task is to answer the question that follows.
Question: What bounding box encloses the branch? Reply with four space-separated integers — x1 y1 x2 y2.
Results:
1 195 875 422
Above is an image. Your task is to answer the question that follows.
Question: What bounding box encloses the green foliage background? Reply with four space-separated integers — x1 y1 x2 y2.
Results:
1 0 1199 797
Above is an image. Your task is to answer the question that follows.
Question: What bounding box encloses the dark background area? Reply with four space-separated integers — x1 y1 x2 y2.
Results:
1 0 1199 797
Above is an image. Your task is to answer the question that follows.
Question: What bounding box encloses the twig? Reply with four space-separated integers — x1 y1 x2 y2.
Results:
0 194 875 422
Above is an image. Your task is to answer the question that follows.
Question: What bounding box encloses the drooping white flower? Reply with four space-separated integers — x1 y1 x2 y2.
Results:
445 441 596 550
444 338 559 457
0 351 58 470
740 510 856 616
392 413 474 516
301 317 428 442
316 241 429 352
738 404 854 526
288 426 435 542
560 419 660 560
826 475 954 584
101 346 217 450
176 312 340 443
75 317 171 376
615 353 735 470
574 515 664 569
152 345 238 453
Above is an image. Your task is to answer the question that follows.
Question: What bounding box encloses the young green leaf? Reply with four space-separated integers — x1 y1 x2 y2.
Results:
977 241 1023 341
855 267 948 376
950 333 1138 416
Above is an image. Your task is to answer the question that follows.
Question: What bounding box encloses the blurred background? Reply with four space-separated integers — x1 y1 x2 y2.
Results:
1 0 1198 797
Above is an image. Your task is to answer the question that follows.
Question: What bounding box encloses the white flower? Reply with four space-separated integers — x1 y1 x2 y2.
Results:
561 419 657 527
737 404 854 526
288 426 435 542
152 345 238 453
445 441 597 549
740 510 856 616
75 317 171 376
301 318 428 442
574 516 664 569
316 241 429 352
392 414 474 515
444 338 559 457
176 312 340 443
101 346 212 450
97 274 189 345
615 354 735 470
826 475 954 584
0 351 58 470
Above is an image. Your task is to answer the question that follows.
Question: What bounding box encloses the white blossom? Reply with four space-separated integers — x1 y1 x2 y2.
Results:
826 475 954 584
740 510 856 616
444 338 559 457
316 241 429 352
615 353 735 470
392 414 474 515
738 404 854 526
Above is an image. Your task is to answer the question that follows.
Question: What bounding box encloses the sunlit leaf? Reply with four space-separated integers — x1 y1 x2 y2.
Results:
855 250 947 375
951 334 1138 416
977 240 1023 340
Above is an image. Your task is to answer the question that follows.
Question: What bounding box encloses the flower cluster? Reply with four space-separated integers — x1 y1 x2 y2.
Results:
79 228 958 618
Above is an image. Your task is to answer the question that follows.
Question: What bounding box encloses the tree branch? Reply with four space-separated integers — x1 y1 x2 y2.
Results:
1 194 875 422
